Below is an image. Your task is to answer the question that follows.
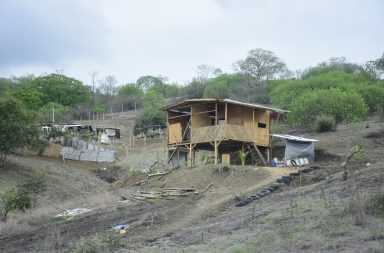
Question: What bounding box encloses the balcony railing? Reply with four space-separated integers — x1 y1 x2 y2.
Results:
190 124 253 143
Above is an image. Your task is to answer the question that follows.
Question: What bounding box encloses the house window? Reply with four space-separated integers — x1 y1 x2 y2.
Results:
258 123 266 128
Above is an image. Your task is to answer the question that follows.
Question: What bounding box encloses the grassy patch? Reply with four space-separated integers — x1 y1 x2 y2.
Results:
367 191 384 219
314 214 350 236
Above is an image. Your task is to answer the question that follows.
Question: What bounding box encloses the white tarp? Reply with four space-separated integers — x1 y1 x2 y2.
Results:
271 134 318 161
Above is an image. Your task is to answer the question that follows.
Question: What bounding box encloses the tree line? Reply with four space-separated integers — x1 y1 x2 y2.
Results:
0 49 383 166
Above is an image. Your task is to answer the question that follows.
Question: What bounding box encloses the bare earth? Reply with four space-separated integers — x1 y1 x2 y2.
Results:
0 119 383 252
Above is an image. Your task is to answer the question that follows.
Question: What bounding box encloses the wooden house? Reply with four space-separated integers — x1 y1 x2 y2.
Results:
161 99 287 166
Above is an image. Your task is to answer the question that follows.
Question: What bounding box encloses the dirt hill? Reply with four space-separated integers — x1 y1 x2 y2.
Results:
0 120 383 252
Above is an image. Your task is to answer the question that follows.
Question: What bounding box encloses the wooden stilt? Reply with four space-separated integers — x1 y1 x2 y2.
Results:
252 144 267 166
214 141 218 165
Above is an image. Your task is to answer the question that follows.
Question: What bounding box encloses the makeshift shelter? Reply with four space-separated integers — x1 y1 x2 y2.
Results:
161 98 288 166
270 134 318 161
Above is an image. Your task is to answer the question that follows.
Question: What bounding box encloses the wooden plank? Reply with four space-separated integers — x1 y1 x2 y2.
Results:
222 154 230 165
168 123 182 144
252 144 267 166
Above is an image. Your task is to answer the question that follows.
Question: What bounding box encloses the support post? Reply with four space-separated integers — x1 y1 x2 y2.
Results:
252 144 267 166
214 141 218 165
188 143 193 167
225 103 228 124
215 103 218 125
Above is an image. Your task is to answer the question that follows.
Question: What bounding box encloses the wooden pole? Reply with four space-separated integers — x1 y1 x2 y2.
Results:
189 143 193 167
215 103 218 125
214 141 218 165
225 102 228 125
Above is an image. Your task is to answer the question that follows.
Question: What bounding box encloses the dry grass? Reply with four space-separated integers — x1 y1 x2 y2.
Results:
0 191 118 235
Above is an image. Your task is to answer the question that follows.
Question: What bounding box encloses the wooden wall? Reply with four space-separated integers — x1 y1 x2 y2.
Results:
167 102 271 146
253 109 270 146
227 104 243 125
168 123 182 144
191 104 212 128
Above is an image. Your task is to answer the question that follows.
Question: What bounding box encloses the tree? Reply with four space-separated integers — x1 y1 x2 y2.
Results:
180 79 206 99
5 88 44 111
302 57 374 80
31 73 91 106
0 77 13 96
133 91 166 135
234 48 287 82
116 83 143 110
0 97 40 167
136 75 166 91
99 75 118 113
0 189 31 221
89 70 99 103
39 102 69 123
366 53 384 80
195 64 222 83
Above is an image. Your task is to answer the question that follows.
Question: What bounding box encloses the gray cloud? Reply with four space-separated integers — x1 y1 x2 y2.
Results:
0 0 383 84
0 0 109 69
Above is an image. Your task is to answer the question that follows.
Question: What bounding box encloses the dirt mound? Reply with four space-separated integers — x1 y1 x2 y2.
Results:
364 129 384 139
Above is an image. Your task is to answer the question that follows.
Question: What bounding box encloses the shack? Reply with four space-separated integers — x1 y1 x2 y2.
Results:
271 134 318 162
161 98 287 166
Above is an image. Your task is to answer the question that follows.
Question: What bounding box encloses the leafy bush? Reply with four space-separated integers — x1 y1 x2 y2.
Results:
200 154 214 165
238 150 249 166
127 167 140 174
288 89 367 125
269 71 384 119
74 238 98 253
133 91 166 135
0 176 47 221
368 191 384 217
315 115 336 132
19 175 47 207
101 230 123 251
0 189 31 221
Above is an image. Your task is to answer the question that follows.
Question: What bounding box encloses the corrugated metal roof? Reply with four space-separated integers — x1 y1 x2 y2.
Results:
270 134 318 142
160 98 288 113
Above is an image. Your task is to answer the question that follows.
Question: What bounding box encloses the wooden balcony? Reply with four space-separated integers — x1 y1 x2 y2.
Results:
190 124 253 144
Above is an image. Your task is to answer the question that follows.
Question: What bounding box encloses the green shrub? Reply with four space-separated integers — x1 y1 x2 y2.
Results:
127 167 140 174
288 88 367 125
74 238 98 253
149 165 159 174
101 230 123 251
0 189 31 221
200 154 214 165
368 192 384 217
238 150 249 166
19 175 47 207
315 115 336 132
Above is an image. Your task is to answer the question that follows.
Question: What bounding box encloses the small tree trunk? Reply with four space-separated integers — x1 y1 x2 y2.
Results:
342 152 354 181
0 154 7 168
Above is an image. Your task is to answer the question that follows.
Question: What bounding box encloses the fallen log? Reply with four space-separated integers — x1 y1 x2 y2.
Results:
164 187 196 192
147 171 171 178
118 194 149 204
133 179 148 186
201 182 213 193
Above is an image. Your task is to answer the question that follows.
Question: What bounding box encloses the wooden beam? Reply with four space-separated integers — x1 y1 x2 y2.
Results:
225 102 228 125
181 118 191 142
167 147 178 164
168 114 191 120
214 141 218 165
188 143 192 167
215 103 218 125
252 144 267 166
192 110 216 115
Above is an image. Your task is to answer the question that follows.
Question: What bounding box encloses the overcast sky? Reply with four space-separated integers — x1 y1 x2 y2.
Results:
0 0 383 85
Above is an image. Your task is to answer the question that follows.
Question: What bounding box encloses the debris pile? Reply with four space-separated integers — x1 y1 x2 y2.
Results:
54 208 93 221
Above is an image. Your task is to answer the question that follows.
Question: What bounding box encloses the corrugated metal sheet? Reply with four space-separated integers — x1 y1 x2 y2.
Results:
270 134 318 142
160 98 288 114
